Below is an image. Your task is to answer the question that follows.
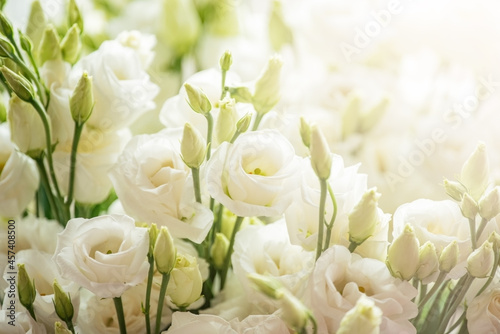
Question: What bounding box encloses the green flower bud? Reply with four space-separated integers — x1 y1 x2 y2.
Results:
386 224 420 280
53 280 74 323
181 123 206 168
337 296 382 334
161 0 201 56
38 25 61 65
54 322 72 334
184 83 212 115
467 240 494 278
70 71 94 125
443 178 467 202
269 0 293 51
479 186 500 221
210 233 229 270
68 0 84 33
280 290 311 332
19 32 33 54
247 273 284 299
299 117 311 149
0 11 13 39
215 97 237 145
460 142 489 201
460 192 478 220
439 241 459 273
219 50 233 72
167 253 203 308
0 37 14 58
252 55 283 115
488 231 500 251
26 1 47 51
236 113 252 134
228 86 252 103
154 226 177 275
61 24 81 65
309 124 332 180
0 66 35 102
17 264 36 311
416 241 439 281
148 223 159 256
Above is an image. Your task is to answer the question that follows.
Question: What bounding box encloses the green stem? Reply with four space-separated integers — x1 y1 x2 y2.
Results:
220 71 227 100
205 113 213 161
35 158 61 223
476 218 488 243
65 320 76 334
323 183 338 251
468 217 477 250
251 112 264 131
445 309 466 334
348 241 358 253
13 53 48 106
144 255 155 334
436 275 474 334
65 122 84 211
315 179 327 260
418 283 428 305
155 273 170 334
418 271 447 311
113 297 127 334
220 216 244 290
309 313 318 334
191 167 202 204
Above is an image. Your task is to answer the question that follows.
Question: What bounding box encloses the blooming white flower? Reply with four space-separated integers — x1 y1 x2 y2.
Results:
53 214 149 298
0 310 47 334
305 245 417 334
467 286 500 333
109 129 213 243
207 129 301 217
14 215 63 254
115 30 156 70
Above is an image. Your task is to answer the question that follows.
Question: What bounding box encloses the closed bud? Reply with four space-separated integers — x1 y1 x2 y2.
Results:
269 0 293 51
148 223 159 256
228 86 252 103
38 25 61 65
219 50 233 72
0 66 35 101
54 322 72 334
26 1 47 50
61 24 81 64
467 240 494 278
19 32 33 54
161 0 200 56
181 123 206 168
215 97 237 145
488 231 500 251
8 94 47 153
0 36 14 58
299 117 311 149
154 226 177 274
52 280 74 323
0 12 13 39
416 241 439 281
386 224 420 280
460 142 489 201
247 272 284 300
337 295 382 334
252 55 283 115
210 233 229 270
68 0 84 33
460 192 478 220
167 253 203 308
479 186 500 221
236 113 252 134
439 241 459 273
280 290 311 332
443 178 467 202
310 124 332 180
184 83 212 115
349 188 380 245
70 71 93 125
17 264 36 311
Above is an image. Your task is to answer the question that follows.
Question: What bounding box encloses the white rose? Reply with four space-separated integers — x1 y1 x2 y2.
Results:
0 125 39 218
70 40 159 131
306 245 417 334
467 286 500 333
109 129 213 243
207 129 301 217
53 214 149 298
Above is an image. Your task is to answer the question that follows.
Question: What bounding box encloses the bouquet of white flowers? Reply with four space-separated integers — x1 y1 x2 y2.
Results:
1 1 500 333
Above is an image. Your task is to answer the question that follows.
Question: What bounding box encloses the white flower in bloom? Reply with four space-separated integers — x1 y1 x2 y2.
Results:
14 215 63 254
207 129 301 217
109 129 213 243
305 245 417 334
467 286 500 333
116 30 157 70
0 310 47 334
53 214 149 298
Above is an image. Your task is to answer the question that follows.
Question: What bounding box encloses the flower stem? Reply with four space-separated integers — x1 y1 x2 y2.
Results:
65 121 84 214
436 275 474 334
35 157 61 223
252 112 264 131
220 216 244 289
323 183 338 251
64 320 76 334
476 247 500 296
144 254 155 334
191 167 202 203
113 297 127 334
468 217 477 250
205 113 213 160
418 271 447 310
155 273 170 334
476 217 488 243
315 179 328 260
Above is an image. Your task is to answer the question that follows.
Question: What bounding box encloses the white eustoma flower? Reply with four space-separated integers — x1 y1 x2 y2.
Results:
116 30 157 70
207 129 301 217
109 129 213 243
14 215 63 254
305 245 417 334
53 214 149 299
467 286 500 333
0 125 39 218
0 310 47 334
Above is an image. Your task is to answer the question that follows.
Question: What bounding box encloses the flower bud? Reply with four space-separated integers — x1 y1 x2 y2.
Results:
439 241 459 273
55 322 72 334
386 224 420 280
299 117 311 149
167 253 203 308
0 37 14 59
68 0 84 33
184 83 212 115
460 192 478 220
479 186 500 221
247 272 284 299
228 86 252 103
17 263 36 311
252 55 283 115
310 124 332 180
488 231 500 251
26 1 47 50
53 280 74 323
70 71 94 125
1 66 36 101
206 0 239 37
0 11 14 39
269 0 293 51
154 226 176 275
215 98 237 145
219 50 233 72
61 24 81 64
460 142 489 201
280 290 310 332
467 240 494 278
210 233 229 270
337 296 382 334
443 178 467 202
161 0 201 56
236 113 252 134
348 188 380 245
38 24 61 65
148 223 159 256
19 32 33 54
181 123 206 168
416 241 439 281
8 95 47 153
